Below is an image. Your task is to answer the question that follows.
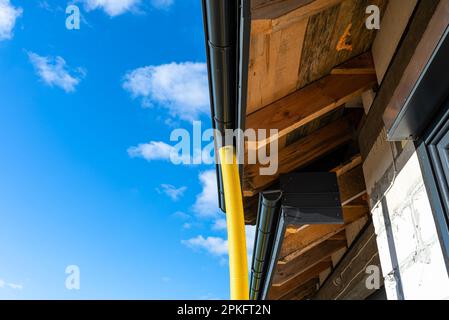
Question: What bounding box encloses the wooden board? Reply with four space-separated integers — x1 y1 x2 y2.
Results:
244 115 354 196
279 278 319 300
278 204 369 263
246 72 376 151
372 0 419 83
251 0 316 20
252 0 346 33
314 223 382 300
273 239 347 286
247 19 308 115
331 52 376 75
338 166 367 205
297 0 387 88
358 0 440 159
268 260 333 300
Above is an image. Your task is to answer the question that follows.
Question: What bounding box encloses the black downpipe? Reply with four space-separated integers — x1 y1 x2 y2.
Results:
205 0 237 134
250 191 282 300
202 0 240 212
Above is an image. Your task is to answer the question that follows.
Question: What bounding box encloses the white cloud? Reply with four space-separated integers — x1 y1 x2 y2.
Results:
151 0 173 9
82 0 173 16
0 0 22 41
172 211 190 220
212 218 227 231
192 170 220 218
127 141 175 161
83 0 141 16
245 225 256 259
28 52 85 93
7 283 22 290
182 222 192 229
123 62 209 121
182 225 256 264
0 278 23 290
158 184 187 201
182 235 228 256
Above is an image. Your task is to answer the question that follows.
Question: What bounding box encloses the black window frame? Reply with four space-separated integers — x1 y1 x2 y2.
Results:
416 102 449 270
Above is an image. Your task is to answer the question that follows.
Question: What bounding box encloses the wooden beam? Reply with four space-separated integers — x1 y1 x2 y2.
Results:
251 0 344 29
383 0 449 132
268 260 332 300
331 52 376 75
246 71 376 152
314 223 382 300
247 18 308 115
251 0 315 20
338 166 367 206
296 0 387 88
278 204 369 263
279 278 319 300
331 154 362 176
244 116 354 197
273 240 347 287
359 0 441 159
372 0 419 83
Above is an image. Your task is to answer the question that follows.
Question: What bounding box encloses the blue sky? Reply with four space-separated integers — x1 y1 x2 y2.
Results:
0 0 254 299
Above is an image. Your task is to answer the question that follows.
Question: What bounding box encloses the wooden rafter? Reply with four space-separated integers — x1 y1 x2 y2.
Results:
268 260 333 300
314 223 381 300
273 239 347 287
278 203 369 263
251 0 345 30
246 70 376 152
244 115 354 197
280 278 319 300
359 0 442 158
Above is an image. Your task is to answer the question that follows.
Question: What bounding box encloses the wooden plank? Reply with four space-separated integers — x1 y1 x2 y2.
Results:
359 0 441 159
279 278 319 300
247 19 308 115
296 2 340 87
314 223 382 300
244 116 354 196
246 72 376 152
243 194 259 225
251 0 315 20
279 204 369 263
251 0 344 33
273 239 347 286
338 165 367 205
331 52 376 75
331 154 362 176
345 215 370 246
383 0 449 131
372 0 419 83
297 0 387 89
268 260 332 300
319 267 333 286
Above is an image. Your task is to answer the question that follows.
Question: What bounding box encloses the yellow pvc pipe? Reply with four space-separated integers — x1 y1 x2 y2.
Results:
219 146 249 300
